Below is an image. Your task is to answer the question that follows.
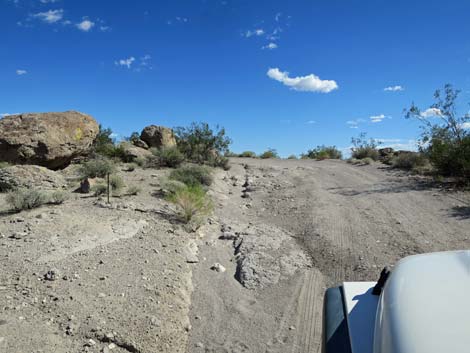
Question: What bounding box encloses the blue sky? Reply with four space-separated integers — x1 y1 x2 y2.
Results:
2 0 470 157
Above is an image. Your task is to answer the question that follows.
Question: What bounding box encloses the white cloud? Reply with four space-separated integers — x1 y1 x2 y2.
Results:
306 120 316 124
262 42 278 50
76 19 94 32
275 12 282 22
40 0 59 3
115 57 135 69
16 69 27 75
384 85 404 92
32 9 63 23
370 114 386 123
420 108 442 118
347 119 364 129
267 68 338 93
376 139 419 151
460 122 470 129
244 28 264 37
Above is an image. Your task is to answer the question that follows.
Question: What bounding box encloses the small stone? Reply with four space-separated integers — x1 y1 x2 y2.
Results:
86 339 96 347
210 263 226 273
44 269 58 281
108 343 117 350
289 326 296 330
98 293 106 298
195 342 204 348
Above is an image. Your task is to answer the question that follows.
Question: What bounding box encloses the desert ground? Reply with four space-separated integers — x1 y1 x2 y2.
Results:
1 158 469 353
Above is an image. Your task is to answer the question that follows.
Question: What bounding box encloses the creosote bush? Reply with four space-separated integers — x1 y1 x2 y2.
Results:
49 190 69 205
6 189 48 211
351 133 380 161
109 175 125 194
92 183 107 196
169 165 213 187
150 146 185 168
239 151 257 158
208 155 230 170
259 148 279 159
302 145 342 160
126 185 141 196
79 158 116 178
166 184 212 224
391 153 429 171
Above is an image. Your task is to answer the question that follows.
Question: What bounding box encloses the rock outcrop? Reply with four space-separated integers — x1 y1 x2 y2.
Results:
140 125 176 149
119 142 153 161
0 165 66 191
0 111 99 169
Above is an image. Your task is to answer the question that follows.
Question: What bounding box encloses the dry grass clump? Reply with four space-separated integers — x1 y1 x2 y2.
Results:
6 189 48 211
166 184 212 224
169 165 213 187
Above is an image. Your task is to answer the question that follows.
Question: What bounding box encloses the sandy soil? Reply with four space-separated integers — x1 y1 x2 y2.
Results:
1 158 469 353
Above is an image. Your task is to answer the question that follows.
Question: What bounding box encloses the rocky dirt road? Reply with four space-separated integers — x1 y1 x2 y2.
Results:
187 158 470 353
0 159 469 353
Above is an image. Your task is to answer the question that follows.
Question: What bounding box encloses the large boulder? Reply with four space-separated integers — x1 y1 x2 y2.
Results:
0 165 66 192
0 111 99 169
119 142 153 161
140 125 176 149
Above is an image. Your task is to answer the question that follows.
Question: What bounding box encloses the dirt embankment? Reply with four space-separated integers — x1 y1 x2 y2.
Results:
0 159 469 353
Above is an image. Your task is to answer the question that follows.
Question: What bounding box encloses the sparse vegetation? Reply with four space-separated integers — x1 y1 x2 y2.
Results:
390 153 429 171
0 161 10 169
92 183 107 196
239 151 257 158
169 165 213 187
134 156 147 167
208 155 230 170
109 175 125 194
161 179 187 196
224 151 238 157
174 122 232 165
287 154 298 159
259 148 279 159
124 163 137 172
6 189 48 211
302 145 342 160
406 84 470 180
150 146 185 168
166 184 212 224
362 157 374 165
79 158 116 178
126 185 141 196
49 190 69 205
351 133 380 160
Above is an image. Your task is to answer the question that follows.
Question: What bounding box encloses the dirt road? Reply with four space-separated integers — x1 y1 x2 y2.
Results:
0 159 468 353
187 158 470 353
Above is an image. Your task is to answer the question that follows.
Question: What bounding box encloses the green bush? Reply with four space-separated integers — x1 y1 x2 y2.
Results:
126 185 141 196
239 151 257 158
259 148 279 159
166 184 212 224
124 163 137 172
287 155 298 159
6 189 47 211
134 157 147 167
351 133 380 161
92 183 107 196
150 146 185 168
208 155 230 170
426 136 470 178
79 158 116 178
0 161 10 169
362 157 374 165
224 151 238 157
302 146 342 160
174 122 232 164
352 147 379 161
109 175 125 193
391 153 429 171
169 165 213 187
49 190 69 205
161 179 187 196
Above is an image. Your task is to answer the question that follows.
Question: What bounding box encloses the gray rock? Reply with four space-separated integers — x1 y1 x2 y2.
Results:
140 125 176 148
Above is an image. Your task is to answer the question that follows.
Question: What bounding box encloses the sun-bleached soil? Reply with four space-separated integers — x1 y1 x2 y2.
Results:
0 158 469 353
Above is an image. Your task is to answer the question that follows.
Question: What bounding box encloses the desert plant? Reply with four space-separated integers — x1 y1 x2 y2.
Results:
79 158 116 178
259 148 279 159
166 184 212 224
174 122 232 164
169 165 213 187
49 190 69 205
351 133 380 160
92 183 107 196
6 189 47 211
126 185 141 196
391 153 429 171
208 155 230 170
0 161 10 169
362 157 374 165
287 154 298 159
150 146 185 168
124 163 137 172
239 151 257 158
161 179 187 196
109 175 125 193
134 156 147 167
406 84 470 179
224 151 238 157
302 145 342 160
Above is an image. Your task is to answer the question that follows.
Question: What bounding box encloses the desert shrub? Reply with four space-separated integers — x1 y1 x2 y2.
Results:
347 158 362 165
259 148 279 159
127 131 140 144
302 146 342 160
124 163 137 172
174 122 232 164
79 158 116 178
92 183 107 196
224 151 238 157
208 155 230 170
109 175 125 192
0 162 10 169
239 151 257 158
362 157 374 165
169 165 213 187
406 84 470 179
6 189 47 211
126 185 141 196
49 190 69 205
351 133 380 161
287 155 298 159
166 184 212 224
134 157 147 167
391 153 429 171
150 146 185 168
